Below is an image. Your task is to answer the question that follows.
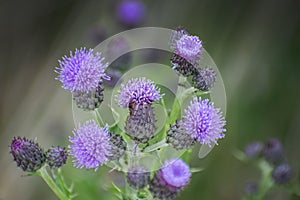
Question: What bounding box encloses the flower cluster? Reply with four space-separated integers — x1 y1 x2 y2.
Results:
10 137 67 172
242 138 294 198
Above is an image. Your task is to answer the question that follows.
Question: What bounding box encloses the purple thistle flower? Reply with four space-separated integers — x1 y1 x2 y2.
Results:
244 141 263 158
56 48 109 93
272 163 293 184
170 28 202 68
150 158 191 200
175 35 202 62
192 67 217 91
10 137 46 172
117 77 163 108
183 97 226 147
69 120 111 170
116 0 146 27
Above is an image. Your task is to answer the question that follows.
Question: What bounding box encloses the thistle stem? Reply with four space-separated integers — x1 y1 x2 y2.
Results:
37 166 70 200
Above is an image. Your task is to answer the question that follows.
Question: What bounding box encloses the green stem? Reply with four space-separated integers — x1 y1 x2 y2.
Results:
37 167 70 200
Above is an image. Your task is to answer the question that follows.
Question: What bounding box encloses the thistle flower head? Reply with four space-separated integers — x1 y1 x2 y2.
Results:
10 137 46 172
244 141 263 158
46 146 68 168
183 97 226 146
117 77 163 108
175 35 202 61
192 67 217 91
150 158 191 200
56 48 109 93
69 120 111 170
262 138 285 164
160 159 191 188
272 163 293 184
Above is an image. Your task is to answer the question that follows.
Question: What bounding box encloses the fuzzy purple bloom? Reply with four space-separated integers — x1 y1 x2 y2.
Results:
116 0 146 26
170 28 202 67
117 77 163 108
272 163 293 184
183 97 226 146
176 35 202 61
161 159 191 188
69 120 111 170
56 48 109 93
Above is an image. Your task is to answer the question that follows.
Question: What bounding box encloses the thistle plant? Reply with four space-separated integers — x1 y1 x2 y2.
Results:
9 27 227 200
235 138 300 200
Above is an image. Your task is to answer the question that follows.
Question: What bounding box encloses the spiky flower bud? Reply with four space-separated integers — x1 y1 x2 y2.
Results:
170 53 197 77
272 163 293 184
166 120 195 150
127 165 150 189
125 103 156 143
150 159 191 200
192 67 216 91
10 137 46 172
72 81 104 111
46 146 68 168
107 133 126 161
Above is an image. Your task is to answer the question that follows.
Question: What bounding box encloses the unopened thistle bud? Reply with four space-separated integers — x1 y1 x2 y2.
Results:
125 104 157 143
127 165 150 189
46 146 68 168
192 67 217 91
72 81 104 111
272 163 293 184
166 120 195 150
262 138 285 165
107 133 126 161
10 137 46 172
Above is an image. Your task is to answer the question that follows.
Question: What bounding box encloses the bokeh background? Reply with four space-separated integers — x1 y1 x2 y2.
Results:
1 0 300 199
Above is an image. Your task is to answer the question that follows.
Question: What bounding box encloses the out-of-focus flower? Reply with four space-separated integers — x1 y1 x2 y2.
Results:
116 0 146 27
150 158 191 200
244 141 263 159
183 97 226 147
272 163 293 184
69 120 111 170
117 77 163 108
167 120 195 150
46 146 68 168
192 67 217 91
244 181 258 195
10 137 46 172
127 165 150 189
56 48 109 93
262 138 285 164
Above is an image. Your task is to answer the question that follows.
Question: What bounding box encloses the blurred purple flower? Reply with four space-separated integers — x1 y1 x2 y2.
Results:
244 141 263 158
69 120 111 170
116 0 146 26
117 77 163 108
56 48 109 93
272 163 293 184
150 158 191 199
183 97 226 146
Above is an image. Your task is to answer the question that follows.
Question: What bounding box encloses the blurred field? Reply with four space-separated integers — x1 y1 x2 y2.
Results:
1 0 300 199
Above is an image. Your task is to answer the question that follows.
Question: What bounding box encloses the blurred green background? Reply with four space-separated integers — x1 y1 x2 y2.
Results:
1 0 300 199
